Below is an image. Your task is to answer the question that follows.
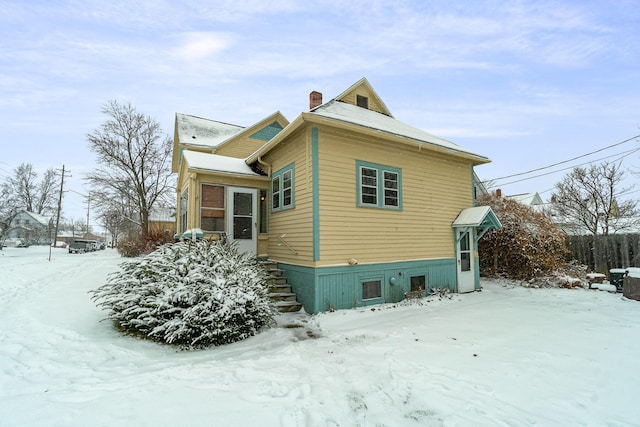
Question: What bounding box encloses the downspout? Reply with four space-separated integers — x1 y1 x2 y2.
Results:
257 156 272 176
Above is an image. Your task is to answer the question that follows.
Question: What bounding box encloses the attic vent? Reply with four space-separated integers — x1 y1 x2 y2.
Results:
356 95 369 109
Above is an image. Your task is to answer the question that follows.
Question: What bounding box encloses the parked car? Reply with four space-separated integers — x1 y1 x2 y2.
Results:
68 239 94 254
3 238 28 248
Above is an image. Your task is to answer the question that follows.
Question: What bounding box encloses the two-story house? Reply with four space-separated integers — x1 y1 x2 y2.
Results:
172 78 500 313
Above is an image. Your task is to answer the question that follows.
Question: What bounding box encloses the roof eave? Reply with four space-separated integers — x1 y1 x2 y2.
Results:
304 113 491 165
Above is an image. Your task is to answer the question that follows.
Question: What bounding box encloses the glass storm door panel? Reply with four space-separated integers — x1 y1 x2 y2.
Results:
457 229 475 293
226 187 257 255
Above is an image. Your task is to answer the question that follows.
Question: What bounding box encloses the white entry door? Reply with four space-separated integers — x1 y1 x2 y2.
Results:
226 187 257 255
457 229 475 293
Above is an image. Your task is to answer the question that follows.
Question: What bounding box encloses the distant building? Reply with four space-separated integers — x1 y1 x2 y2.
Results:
149 207 176 236
5 210 53 245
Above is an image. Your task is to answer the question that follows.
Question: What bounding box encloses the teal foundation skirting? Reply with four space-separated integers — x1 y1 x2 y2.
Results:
278 258 457 314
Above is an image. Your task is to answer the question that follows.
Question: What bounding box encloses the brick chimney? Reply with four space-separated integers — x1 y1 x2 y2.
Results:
495 188 502 197
309 91 323 110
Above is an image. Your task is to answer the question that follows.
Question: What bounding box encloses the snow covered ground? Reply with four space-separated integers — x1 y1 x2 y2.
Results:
1 246 639 426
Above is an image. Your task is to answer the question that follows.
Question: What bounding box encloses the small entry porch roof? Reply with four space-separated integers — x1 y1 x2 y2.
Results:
452 206 502 242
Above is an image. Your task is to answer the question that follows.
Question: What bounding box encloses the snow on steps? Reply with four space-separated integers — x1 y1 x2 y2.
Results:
260 260 303 313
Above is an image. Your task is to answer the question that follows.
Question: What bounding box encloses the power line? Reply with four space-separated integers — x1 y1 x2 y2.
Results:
488 146 640 188
483 133 640 184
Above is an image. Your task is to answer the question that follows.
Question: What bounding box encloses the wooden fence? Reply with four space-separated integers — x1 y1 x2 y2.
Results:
567 234 640 272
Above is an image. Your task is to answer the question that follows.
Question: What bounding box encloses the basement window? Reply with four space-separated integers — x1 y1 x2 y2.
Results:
362 280 382 300
410 275 426 293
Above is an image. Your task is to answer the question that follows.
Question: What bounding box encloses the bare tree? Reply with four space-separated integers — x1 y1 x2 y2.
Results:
552 161 639 235
9 163 58 215
86 100 174 237
0 182 19 247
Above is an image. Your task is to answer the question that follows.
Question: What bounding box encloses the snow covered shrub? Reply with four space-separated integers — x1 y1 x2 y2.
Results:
477 193 569 280
91 238 277 349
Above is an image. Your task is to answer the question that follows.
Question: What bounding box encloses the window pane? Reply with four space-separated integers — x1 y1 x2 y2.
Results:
460 232 469 251
283 170 292 190
272 175 280 210
461 252 471 272
201 216 224 232
202 185 224 208
361 168 377 205
283 188 292 207
234 217 252 240
384 189 398 206
410 276 426 292
234 193 252 216
201 209 224 218
362 280 382 300
362 168 377 185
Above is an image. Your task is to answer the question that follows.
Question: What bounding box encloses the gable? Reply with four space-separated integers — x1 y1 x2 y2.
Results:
249 121 284 141
334 77 392 117
247 78 490 167
215 112 288 159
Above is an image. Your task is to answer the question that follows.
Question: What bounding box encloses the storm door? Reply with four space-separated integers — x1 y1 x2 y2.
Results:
457 229 475 293
226 187 257 255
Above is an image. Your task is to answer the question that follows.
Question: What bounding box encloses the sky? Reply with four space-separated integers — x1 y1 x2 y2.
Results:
1 245 639 425
1 0 639 225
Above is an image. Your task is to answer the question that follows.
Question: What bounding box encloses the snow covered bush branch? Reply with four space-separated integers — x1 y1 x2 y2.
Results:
91 238 277 349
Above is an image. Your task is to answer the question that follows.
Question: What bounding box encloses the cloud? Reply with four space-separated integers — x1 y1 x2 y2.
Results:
170 32 234 61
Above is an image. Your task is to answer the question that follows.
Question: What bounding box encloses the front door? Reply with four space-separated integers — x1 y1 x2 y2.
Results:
456 229 475 293
226 187 257 255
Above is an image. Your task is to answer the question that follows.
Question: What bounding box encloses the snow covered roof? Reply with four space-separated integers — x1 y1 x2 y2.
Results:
18 210 52 227
310 100 489 162
176 113 244 149
452 206 502 229
507 192 544 206
149 207 176 222
182 150 263 177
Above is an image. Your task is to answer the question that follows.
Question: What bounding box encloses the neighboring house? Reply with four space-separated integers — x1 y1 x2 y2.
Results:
5 210 53 245
173 78 500 313
149 207 176 236
506 192 544 207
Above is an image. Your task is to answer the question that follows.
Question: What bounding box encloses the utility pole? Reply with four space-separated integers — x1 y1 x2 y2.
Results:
49 165 68 261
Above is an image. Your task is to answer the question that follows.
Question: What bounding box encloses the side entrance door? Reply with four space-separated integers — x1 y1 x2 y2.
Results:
456 229 475 293
226 187 257 255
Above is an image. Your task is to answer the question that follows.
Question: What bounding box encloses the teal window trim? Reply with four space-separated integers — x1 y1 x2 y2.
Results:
356 160 402 210
271 163 295 212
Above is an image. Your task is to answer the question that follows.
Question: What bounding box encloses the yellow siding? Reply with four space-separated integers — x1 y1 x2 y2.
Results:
263 128 314 265
215 137 268 159
316 126 472 266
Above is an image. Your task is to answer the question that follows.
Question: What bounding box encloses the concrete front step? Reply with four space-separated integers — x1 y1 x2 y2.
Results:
268 276 288 286
274 300 303 313
270 283 292 293
269 292 298 302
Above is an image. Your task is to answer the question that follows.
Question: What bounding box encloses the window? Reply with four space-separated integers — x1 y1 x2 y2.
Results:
410 275 426 293
356 161 402 209
180 189 188 232
259 189 268 233
362 280 382 300
356 95 369 109
271 164 294 212
201 184 225 232
459 231 471 272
